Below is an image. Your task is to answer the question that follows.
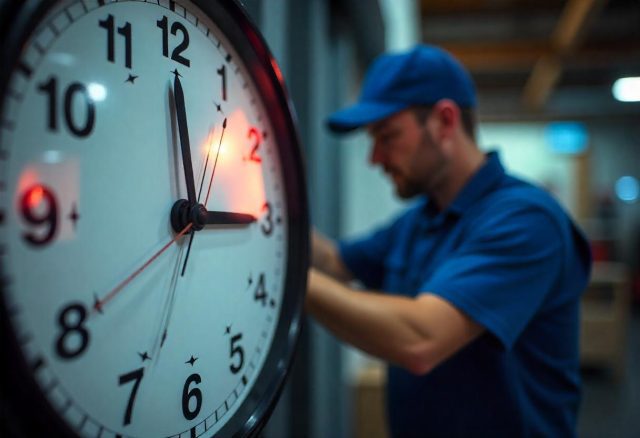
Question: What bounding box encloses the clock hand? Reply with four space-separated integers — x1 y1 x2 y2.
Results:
92 223 193 315
180 117 227 276
205 210 256 225
173 71 197 205
172 200 256 227
196 126 215 203
204 117 227 206
151 244 184 360
180 231 196 277
172 71 199 277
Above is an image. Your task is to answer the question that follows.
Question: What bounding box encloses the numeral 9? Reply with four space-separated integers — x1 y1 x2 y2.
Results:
20 185 58 246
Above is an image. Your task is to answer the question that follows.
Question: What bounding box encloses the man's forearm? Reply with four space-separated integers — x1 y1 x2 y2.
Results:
306 268 484 375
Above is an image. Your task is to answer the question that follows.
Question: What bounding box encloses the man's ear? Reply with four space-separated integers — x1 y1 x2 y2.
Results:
432 99 461 141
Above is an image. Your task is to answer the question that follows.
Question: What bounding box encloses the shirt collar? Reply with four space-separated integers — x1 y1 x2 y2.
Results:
422 151 505 221
449 151 505 215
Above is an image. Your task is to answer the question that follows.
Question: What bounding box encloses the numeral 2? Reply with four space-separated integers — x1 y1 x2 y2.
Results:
247 127 262 163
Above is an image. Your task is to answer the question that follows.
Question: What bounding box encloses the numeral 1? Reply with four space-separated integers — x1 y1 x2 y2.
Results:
217 65 227 101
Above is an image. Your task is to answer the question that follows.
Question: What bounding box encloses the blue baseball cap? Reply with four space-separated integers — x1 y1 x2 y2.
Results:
327 44 476 133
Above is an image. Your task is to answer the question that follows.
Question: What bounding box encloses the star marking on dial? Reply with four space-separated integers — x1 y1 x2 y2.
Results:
213 101 226 116
185 355 198 366
125 74 139 84
138 351 151 362
68 203 80 229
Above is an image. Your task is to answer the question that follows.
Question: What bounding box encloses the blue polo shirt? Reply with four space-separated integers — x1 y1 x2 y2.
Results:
339 152 592 437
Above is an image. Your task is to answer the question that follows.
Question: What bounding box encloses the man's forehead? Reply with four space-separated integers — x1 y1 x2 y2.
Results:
367 109 413 135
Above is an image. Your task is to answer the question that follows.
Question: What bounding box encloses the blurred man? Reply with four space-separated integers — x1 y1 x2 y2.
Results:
307 45 592 437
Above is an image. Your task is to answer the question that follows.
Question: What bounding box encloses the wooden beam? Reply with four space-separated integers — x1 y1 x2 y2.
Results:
420 0 560 16
522 56 562 110
440 40 640 73
522 0 608 110
552 0 600 51
441 41 550 72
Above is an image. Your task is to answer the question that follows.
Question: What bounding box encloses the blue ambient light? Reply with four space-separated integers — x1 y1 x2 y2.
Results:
545 122 588 154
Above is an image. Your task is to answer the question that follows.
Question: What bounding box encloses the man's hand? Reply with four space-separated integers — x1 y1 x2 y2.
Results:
311 229 353 282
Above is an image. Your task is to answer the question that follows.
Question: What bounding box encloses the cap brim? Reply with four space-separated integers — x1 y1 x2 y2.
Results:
326 101 408 133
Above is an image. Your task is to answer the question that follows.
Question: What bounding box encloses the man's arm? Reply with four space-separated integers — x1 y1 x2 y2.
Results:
306 268 485 375
311 229 353 282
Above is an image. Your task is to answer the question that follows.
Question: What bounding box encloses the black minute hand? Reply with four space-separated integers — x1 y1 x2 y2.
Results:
173 72 197 204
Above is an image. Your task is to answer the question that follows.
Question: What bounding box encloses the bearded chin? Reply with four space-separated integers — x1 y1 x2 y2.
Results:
395 179 422 199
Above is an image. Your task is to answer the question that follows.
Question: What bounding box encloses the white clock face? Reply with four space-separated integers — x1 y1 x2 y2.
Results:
0 1 295 437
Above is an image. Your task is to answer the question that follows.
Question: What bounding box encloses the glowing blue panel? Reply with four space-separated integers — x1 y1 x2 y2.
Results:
545 122 588 154
615 176 639 203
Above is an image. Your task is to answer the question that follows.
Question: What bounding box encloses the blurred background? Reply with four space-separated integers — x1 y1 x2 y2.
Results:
239 0 640 436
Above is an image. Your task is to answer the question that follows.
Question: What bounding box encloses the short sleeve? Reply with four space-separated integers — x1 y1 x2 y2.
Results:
338 203 425 289
422 205 564 349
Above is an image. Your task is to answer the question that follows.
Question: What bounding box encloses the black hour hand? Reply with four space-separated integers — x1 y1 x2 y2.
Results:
205 211 256 225
171 200 256 232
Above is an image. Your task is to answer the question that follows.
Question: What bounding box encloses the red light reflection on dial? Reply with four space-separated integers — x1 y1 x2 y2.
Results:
27 185 45 208
202 109 267 219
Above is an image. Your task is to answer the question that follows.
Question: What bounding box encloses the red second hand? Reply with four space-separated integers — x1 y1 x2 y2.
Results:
93 223 193 314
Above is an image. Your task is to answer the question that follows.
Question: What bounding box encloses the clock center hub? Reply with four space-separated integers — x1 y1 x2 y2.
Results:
170 199 207 232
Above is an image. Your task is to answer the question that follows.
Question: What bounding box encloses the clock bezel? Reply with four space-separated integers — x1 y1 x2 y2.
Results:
0 0 309 437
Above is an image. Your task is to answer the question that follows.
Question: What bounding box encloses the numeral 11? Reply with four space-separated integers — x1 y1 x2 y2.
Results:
99 14 132 69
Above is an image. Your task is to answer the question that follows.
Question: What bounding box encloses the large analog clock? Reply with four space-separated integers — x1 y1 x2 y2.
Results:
0 0 309 437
